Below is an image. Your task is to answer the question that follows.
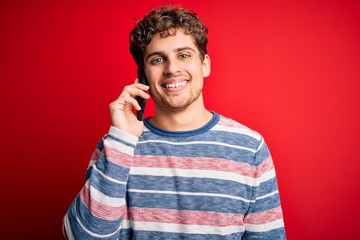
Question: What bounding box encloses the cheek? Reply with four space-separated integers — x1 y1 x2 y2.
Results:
147 74 163 95
146 67 163 83
189 65 205 79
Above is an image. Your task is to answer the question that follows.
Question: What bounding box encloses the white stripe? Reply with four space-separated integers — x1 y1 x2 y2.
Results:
130 167 266 187
121 220 245 235
63 213 75 240
127 189 253 203
93 164 127 185
109 126 138 145
85 180 125 207
256 138 264 151
87 159 97 169
127 187 277 204
137 140 256 153
256 190 279 201
104 138 134 156
245 219 284 232
250 168 276 187
212 124 261 141
73 203 122 238
259 168 276 184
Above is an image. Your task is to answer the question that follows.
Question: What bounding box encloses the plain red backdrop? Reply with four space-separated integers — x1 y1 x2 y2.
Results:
1 0 359 239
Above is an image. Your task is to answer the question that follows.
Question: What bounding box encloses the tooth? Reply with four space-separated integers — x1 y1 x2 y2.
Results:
164 81 187 89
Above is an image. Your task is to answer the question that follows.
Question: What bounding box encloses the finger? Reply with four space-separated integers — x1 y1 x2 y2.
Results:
133 82 150 91
136 89 150 100
110 95 136 112
109 98 127 112
123 95 141 111
121 83 149 95
120 86 150 100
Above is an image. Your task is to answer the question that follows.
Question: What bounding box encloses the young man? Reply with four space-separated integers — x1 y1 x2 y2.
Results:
63 6 286 239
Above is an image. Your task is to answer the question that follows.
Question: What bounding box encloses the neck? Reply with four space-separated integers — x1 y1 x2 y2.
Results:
150 97 213 132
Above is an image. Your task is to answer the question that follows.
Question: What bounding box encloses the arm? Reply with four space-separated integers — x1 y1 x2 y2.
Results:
243 138 286 239
63 81 150 239
63 127 138 239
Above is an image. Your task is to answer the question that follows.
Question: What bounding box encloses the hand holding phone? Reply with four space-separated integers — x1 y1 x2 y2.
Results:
136 68 148 121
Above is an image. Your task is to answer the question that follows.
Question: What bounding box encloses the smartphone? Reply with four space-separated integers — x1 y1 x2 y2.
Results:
136 68 148 121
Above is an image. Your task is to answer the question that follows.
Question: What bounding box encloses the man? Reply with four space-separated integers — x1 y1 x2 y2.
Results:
63 6 286 239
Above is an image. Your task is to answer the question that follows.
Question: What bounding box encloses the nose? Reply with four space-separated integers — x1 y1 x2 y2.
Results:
163 58 180 76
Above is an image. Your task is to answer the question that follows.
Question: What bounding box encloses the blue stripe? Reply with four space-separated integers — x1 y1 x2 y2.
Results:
143 112 220 137
140 129 259 150
126 192 249 214
120 229 244 240
95 139 104 152
210 130 259 148
258 177 279 196
107 133 136 148
243 227 286 239
84 166 93 182
90 168 127 198
247 192 282 213
254 139 270 165
135 142 256 165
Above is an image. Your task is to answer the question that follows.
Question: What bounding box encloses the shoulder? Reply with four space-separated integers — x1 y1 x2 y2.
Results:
213 113 263 142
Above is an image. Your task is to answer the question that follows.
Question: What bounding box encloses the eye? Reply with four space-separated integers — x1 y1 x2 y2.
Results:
150 57 164 65
179 53 191 59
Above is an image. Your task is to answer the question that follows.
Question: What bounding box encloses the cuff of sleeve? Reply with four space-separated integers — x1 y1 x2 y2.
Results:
109 126 139 146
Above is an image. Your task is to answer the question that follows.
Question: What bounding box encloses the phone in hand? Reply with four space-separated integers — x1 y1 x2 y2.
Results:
136 68 148 121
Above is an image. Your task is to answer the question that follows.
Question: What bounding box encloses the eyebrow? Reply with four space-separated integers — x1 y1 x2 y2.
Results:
145 47 197 62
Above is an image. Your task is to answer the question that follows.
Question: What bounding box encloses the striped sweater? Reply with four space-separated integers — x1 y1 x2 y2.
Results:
63 112 286 239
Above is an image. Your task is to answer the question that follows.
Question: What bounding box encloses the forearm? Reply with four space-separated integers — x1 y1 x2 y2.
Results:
243 179 285 239
243 139 286 239
63 126 138 239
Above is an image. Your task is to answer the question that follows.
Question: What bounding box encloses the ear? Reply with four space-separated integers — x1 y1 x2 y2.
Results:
202 54 211 77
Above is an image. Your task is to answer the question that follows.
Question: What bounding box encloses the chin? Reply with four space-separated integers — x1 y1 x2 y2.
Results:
163 103 190 112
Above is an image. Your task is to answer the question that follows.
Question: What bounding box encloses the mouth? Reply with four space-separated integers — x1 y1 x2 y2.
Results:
163 81 188 89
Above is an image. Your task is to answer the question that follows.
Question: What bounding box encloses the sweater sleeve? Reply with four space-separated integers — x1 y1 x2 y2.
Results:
63 126 138 240
242 138 286 239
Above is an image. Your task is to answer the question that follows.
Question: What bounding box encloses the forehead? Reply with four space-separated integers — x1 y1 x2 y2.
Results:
145 28 198 56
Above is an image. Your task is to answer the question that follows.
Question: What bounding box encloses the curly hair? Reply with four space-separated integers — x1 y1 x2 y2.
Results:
129 6 208 68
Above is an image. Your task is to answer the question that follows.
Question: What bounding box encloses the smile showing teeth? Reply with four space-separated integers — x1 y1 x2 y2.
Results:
164 81 187 89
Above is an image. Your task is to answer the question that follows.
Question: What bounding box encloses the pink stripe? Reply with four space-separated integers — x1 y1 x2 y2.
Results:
90 149 101 162
132 155 256 177
218 117 248 129
80 187 125 220
124 207 244 227
244 207 283 224
133 155 274 178
253 156 274 178
104 146 132 168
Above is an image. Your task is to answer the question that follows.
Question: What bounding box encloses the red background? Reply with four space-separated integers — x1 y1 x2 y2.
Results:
1 0 359 239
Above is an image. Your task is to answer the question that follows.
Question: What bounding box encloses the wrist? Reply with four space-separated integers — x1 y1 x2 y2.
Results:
109 126 139 145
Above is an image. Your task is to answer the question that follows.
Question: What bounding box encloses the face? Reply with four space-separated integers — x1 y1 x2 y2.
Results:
143 28 210 113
